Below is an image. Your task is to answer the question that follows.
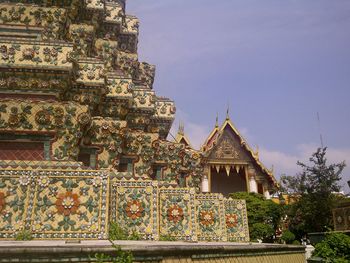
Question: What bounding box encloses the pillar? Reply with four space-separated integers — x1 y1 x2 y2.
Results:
201 174 209 193
247 167 258 193
249 176 258 193
264 187 271 199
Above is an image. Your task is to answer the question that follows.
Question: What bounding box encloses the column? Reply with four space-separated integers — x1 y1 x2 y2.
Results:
201 174 209 193
249 176 258 193
248 167 258 193
264 187 271 199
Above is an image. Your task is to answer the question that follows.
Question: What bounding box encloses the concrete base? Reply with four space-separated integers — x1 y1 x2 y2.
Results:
0 240 306 262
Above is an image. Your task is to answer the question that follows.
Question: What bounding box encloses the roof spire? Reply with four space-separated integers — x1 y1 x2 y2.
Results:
226 104 230 120
215 113 219 128
178 121 184 135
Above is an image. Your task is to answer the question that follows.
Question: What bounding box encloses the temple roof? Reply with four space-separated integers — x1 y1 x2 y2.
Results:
175 122 192 148
202 113 277 186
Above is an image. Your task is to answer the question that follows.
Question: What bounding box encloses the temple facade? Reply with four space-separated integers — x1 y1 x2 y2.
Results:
0 0 275 241
175 115 276 199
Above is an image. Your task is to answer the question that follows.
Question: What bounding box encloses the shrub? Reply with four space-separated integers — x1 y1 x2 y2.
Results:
292 240 301 245
109 222 128 240
15 229 33 241
109 222 141 241
91 243 133 263
250 223 274 242
313 233 350 262
128 229 141 241
281 230 296 244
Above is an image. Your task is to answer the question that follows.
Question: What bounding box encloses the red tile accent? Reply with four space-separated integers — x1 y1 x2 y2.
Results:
0 141 45 161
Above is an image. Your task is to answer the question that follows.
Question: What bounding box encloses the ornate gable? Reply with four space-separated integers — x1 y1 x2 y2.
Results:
203 117 277 188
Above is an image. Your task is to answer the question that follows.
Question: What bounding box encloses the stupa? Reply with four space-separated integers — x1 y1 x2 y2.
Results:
0 0 276 242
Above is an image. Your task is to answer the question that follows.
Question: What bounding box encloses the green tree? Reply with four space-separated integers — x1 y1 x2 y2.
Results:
313 233 350 262
281 147 345 237
230 192 283 242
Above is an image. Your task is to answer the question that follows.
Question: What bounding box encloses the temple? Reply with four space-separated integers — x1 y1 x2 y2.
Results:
0 0 275 241
175 114 276 198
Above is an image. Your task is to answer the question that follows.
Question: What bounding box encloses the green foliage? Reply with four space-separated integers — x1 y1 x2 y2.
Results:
128 229 141 241
229 192 283 242
91 243 133 263
292 240 301 245
159 235 176 241
281 148 346 237
281 230 296 244
15 229 33 241
313 233 350 262
109 222 128 240
109 222 140 241
250 223 274 241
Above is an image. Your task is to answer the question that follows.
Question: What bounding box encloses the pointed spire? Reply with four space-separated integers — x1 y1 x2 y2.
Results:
178 121 184 135
215 113 219 128
226 104 230 120
255 145 259 157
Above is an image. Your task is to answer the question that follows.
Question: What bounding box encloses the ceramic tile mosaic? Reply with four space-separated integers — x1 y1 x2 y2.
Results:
159 187 196 241
0 170 109 239
195 193 226 242
111 180 158 240
224 198 249 242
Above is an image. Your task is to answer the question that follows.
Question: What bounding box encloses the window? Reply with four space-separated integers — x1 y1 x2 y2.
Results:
151 165 163 181
0 134 51 161
118 157 133 173
78 147 97 169
178 173 187 187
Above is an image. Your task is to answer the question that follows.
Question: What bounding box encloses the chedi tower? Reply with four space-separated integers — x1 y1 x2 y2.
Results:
0 0 264 242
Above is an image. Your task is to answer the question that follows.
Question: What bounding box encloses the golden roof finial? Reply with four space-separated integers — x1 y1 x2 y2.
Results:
226 104 230 120
178 121 184 135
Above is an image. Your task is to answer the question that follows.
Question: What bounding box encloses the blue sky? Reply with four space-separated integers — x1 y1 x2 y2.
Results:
127 0 350 192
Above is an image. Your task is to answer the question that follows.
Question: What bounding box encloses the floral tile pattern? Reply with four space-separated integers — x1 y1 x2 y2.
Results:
0 170 109 239
195 193 226 242
159 187 196 241
224 198 249 242
0 170 32 238
112 180 158 240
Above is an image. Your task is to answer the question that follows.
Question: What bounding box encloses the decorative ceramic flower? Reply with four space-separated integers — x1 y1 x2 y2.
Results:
200 210 215 226
167 205 184 223
78 112 91 126
37 177 50 187
11 11 21 21
53 107 64 118
0 45 7 54
0 192 6 212
226 213 238 228
51 48 58 57
19 175 31 186
236 203 243 210
92 177 102 187
35 110 51 125
125 200 144 220
55 192 80 216
143 186 152 194
22 48 35 60
8 114 20 127
183 194 190 201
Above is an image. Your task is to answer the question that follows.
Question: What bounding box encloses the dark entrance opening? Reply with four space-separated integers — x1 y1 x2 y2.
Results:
210 166 247 196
